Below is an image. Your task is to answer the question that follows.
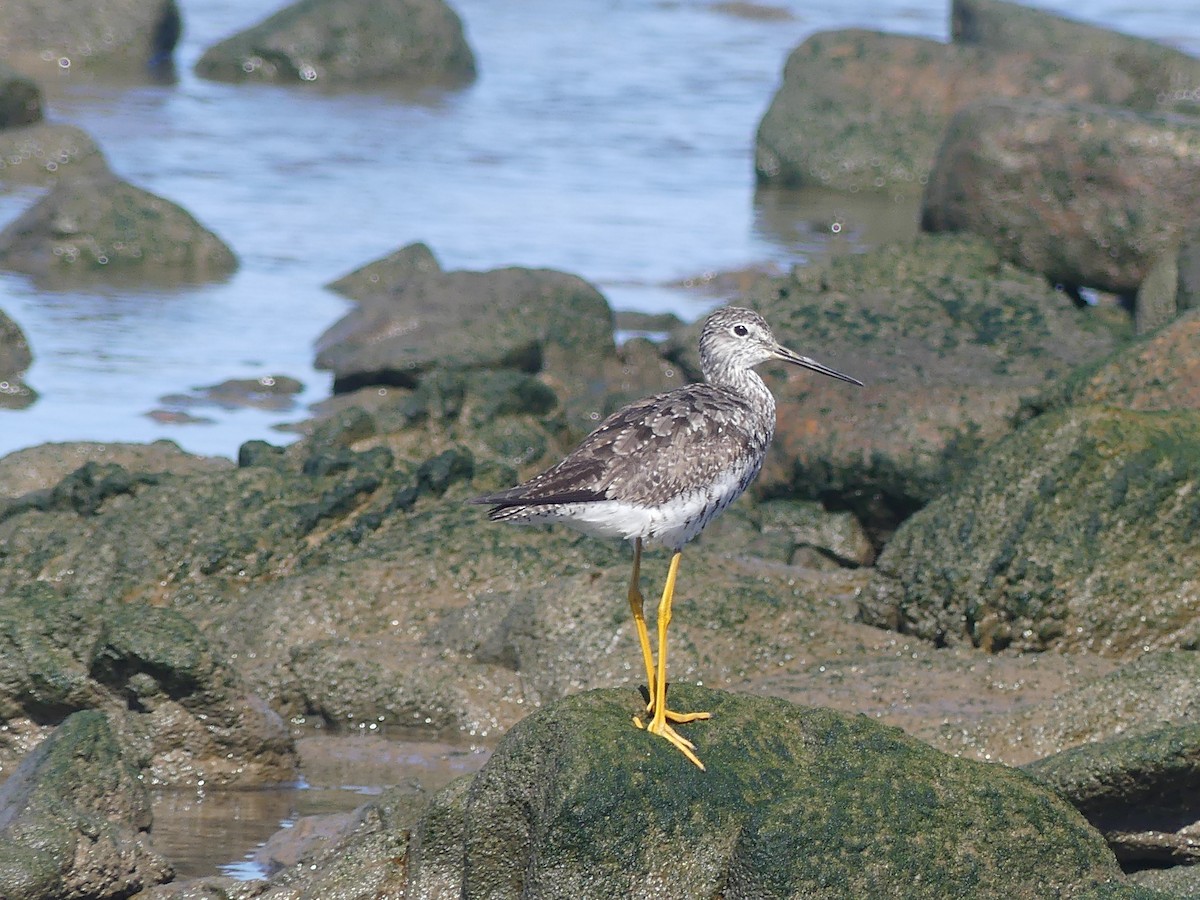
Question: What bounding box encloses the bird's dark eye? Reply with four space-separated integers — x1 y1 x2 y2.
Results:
733 324 749 337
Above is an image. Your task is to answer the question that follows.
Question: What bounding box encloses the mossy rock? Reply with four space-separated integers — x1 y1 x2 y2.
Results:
863 406 1200 654
0 172 237 283
1025 722 1200 868
194 0 475 87
406 687 1136 899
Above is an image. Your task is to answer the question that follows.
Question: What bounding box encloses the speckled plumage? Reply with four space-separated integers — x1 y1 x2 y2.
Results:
473 306 860 550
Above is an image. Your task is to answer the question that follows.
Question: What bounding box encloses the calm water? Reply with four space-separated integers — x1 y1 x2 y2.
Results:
1 1 1197 460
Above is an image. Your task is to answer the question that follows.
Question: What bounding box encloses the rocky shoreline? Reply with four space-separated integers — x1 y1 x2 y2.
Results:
1 0 1199 897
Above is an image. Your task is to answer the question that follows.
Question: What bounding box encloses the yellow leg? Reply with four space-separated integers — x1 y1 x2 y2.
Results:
627 538 657 723
641 550 709 770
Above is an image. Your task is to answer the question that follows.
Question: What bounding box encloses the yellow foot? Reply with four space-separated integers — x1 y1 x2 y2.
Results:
639 687 713 725
632 711 708 770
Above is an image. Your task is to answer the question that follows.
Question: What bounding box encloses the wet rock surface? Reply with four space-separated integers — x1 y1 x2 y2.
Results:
194 0 476 88
0 171 238 283
317 244 615 398
0 121 109 184
0 709 173 899
1026 723 1200 868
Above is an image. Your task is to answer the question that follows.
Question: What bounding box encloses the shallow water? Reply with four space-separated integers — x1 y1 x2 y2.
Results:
1 0 1198 879
2 1 1196 459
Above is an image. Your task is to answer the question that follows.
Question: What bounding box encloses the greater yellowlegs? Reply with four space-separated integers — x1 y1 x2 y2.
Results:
472 306 862 769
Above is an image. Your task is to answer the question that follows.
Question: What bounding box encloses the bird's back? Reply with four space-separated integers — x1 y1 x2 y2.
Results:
473 381 773 549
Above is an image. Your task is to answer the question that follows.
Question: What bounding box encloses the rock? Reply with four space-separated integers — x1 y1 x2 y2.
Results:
0 0 181 79
0 439 232 500
932 651 1200 769
1178 225 1200 314
194 0 476 88
0 307 35 410
1135 252 1180 335
754 1 1200 194
0 581 296 786
0 121 109 184
952 0 1200 116
0 171 238 283
699 498 874 569
405 687 1134 898
0 62 41 129
921 99 1200 296
1026 308 1200 416
697 234 1128 535
0 709 173 899
1025 723 1200 868
157 374 305 413
315 244 615 397
862 406 1200 655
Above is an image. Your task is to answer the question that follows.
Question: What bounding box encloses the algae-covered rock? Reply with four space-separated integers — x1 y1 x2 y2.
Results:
0 171 237 283
1025 723 1200 868
755 1 1200 194
863 407 1200 655
921 99 1200 296
1026 308 1200 417
405 687 1133 899
194 0 475 87
698 234 1127 530
0 584 295 786
0 709 173 899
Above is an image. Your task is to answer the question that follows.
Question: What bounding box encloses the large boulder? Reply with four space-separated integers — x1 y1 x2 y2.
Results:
0 709 173 899
404 688 1137 899
0 0 180 79
0 172 237 283
754 1 1200 193
317 243 616 397
862 406 1200 655
195 0 476 87
0 307 35 409
921 99 1200 296
686 234 1128 532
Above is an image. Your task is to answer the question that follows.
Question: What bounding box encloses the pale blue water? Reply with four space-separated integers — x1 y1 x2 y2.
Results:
0 0 1197 459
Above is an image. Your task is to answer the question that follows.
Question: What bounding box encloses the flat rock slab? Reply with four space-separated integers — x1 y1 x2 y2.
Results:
405 687 1133 899
1026 723 1200 868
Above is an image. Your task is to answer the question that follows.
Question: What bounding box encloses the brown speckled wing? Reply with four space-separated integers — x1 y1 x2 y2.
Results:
477 384 766 510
